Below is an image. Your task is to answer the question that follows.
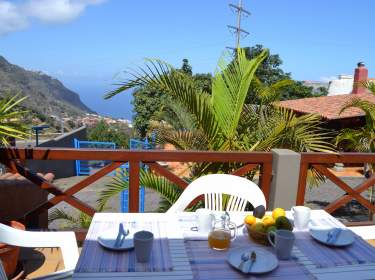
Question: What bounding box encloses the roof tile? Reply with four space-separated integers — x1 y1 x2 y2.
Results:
277 93 375 120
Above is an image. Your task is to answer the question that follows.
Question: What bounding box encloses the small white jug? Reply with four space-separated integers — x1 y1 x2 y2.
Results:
291 206 311 231
193 208 215 233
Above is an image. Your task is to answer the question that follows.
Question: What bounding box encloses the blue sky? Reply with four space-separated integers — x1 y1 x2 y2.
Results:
0 0 374 119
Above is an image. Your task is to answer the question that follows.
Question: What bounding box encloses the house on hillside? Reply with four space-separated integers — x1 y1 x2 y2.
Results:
277 63 375 130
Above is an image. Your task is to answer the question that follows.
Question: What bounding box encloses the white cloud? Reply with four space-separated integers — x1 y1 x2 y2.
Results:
24 0 106 23
0 0 106 35
0 1 28 35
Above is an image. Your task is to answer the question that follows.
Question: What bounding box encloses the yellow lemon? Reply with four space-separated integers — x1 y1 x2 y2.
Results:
272 208 286 220
244 215 256 225
262 215 275 226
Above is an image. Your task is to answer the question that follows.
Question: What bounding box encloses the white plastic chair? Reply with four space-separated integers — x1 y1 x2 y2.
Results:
0 223 79 280
167 174 266 213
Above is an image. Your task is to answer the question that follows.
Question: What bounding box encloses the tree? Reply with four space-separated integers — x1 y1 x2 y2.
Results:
193 73 212 93
102 49 333 210
88 120 130 148
0 94 29 146
181 58 192 76
242 45 323 102
131 86 164 137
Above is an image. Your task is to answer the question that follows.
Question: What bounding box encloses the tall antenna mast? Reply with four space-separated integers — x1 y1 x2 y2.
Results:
227 0 250 51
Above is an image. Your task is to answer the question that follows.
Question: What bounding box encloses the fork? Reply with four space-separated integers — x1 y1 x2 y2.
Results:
239 252 249 272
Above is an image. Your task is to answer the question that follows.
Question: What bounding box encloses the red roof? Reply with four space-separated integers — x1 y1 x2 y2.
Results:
277 93 375 120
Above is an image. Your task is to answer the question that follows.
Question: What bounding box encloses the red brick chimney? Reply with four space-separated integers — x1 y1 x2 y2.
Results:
352 62 368 94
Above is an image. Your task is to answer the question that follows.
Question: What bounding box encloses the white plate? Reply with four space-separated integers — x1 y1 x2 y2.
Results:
309 227 354 247
227 247 278 274
98 229 134 251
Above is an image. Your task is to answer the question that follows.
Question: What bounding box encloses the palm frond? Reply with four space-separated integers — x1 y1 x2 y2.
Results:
154 126 208 150
139 170 183 205
98 169 183 211
257 79 294 104
48 208 79 225
211 49 268 139
97 175 129 210
340 98 375 128
363 81 375 94
152 97 197 131
105 59 219 141
0 94 30 145
247 107 335 153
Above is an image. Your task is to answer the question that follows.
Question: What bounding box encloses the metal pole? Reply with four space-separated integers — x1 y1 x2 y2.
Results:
236 0 242 49
35 130 39 146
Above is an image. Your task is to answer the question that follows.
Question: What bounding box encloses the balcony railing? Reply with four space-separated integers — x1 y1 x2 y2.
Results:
1 148 374 230
0 148 273 226
297 152 375 225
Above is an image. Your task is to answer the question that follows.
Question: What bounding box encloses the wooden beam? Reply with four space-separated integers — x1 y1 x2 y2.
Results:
314 164 375 214
300 152 375 164
4 161 96 217
296 161 309 205
324 174 375 213
26 162 124 217
259 162 272 204
145 162 189 189
231 164 258 176
0 148 273 163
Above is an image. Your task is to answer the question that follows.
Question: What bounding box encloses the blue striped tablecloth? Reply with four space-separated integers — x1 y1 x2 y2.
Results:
75 220 173 273
295 231 375 268
185 236 315 279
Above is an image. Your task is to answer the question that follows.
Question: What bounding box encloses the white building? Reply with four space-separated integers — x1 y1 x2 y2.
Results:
327 74 354 96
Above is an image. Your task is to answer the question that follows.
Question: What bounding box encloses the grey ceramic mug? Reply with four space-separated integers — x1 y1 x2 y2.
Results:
134 230 154 262
267 229 295 260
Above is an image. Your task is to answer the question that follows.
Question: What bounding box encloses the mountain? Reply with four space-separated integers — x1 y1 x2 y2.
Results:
0 56 94 117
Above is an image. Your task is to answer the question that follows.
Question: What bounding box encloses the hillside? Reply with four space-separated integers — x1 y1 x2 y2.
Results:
0 56 94 118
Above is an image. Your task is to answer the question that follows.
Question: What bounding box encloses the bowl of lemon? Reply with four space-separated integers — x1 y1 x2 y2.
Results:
245 207 293 246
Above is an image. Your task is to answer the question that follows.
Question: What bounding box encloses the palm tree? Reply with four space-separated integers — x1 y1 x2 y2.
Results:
100 49 333 210
0 94 29 146
336 81 375 218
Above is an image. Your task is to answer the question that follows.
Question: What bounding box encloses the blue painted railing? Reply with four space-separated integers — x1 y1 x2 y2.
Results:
74 139 116 175
120 136 154 213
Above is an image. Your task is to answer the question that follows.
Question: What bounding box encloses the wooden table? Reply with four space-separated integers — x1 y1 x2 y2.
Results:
72 210 375 280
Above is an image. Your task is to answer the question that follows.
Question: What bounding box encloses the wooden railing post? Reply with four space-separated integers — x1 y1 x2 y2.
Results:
296 160 308 206
259 162 272 205
128 160 140 213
